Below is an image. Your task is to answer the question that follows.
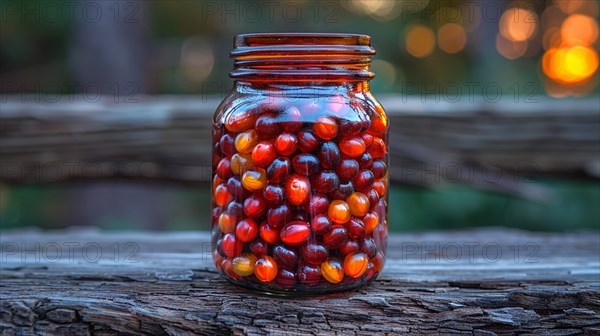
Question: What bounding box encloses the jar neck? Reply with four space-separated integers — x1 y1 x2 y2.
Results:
232 80 371 95
230 33 375 83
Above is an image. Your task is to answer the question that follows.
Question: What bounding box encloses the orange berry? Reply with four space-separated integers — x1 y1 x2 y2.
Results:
327 200 351 224
214 184 233 207
218 212 237 233
346 192 370 217
339 136 366 158
363 211 379 234
344 252 369 278
231 153 255 175
232 253 257 276
372 180 386 198
313 116 338 140
255 256 278 282
320 258 345 283
241 168 268 191
235 130 258 154
367 137 387 159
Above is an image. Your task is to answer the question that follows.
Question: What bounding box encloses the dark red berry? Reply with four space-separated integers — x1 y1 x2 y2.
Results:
263 184 284 204
219 133 236 156
336 159 359 182
329 181 354 200
357 152 373 169
352 170 375 192
317 142 341 169
267 203 293 228
273 245 299 269
267 157 291 183
297 130 319 153
301 241 329 265
310 214 332 235
255 113 281 139
372 160 387 179
323 225 349 249
347 217 366 239
292 153 320 176
311 170 340 194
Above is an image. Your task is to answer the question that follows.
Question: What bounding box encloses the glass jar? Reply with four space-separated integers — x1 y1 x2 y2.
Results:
211 33 389 295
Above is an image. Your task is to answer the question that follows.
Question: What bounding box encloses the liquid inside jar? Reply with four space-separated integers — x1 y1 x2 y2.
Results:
211 33 388 295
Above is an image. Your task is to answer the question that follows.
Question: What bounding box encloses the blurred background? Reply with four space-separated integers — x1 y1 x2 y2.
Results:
1 0 598 232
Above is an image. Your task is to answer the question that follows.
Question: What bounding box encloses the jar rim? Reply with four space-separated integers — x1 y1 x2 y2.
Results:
233 33 372 48
230 33 375 80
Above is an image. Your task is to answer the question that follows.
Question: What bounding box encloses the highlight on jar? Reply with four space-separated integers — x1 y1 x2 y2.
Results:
211 33 389 295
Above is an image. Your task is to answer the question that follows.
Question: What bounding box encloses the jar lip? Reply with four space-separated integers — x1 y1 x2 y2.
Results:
234 32 372 47
231 32 375 56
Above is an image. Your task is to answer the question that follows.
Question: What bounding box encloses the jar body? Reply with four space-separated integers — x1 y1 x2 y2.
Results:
211 81 389 295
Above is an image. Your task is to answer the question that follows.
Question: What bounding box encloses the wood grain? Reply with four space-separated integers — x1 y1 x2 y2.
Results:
1 95 598 200
1 228 598 335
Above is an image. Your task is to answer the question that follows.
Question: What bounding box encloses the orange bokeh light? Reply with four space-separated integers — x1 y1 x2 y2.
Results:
500 8 539 42
561 14 599 47
437 23 467 54
496 33 528 60
404 25 435 58
543 46 599 84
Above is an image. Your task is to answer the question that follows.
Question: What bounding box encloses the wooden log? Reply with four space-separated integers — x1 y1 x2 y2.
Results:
0 95 598 198
0 228 599 335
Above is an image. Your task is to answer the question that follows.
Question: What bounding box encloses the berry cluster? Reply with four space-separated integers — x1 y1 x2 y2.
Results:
212 95 388 293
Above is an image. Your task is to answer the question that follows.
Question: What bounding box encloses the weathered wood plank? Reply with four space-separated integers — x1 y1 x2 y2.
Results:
1 96 598 192
1 228 599 335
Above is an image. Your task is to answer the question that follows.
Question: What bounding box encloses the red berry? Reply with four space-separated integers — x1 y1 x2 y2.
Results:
263 184 284 204
298 264 321 285
285 174 311 206
371 160 387 179
255 113 281 139
352 170 375 192
306 193 329 216
339 239 360 255
266 203 293 228
368 137 387 159
292 153 320 176
310 214 332 235
276 268 297 288
219 133 236 156
215 157 233 179
267 157 291 183
273 245 299 269
249 238 269 257
339 136 366 158
347 217 366 239
280 221 310 246
336 159 359 182
279 106 303 132
317 142 341 169
220 233 243 257
301 241 329 265
243 193 267 218
275 133 298 156
357 153 373 169
297 130 319 152
323 225 349 249
236 218 259 242
252 141 277 167
259 221 281 244
311 170 340 194
313 116 338 140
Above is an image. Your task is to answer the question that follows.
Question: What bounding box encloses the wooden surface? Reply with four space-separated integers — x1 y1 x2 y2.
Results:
1 228 599 335
1 95 598 200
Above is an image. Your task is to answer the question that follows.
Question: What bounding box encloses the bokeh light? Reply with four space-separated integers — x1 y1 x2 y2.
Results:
496 33 528 60
404 25 435 58
180 37 214 83
560 14 599 47
437 23 467 54
543 46 599 84
500 8 539 42
371 59 397 89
